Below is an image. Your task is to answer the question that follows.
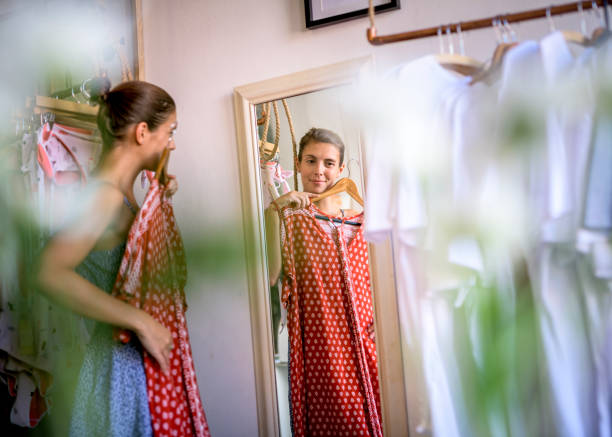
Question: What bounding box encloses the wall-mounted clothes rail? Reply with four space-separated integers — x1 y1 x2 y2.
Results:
29 95 99 130
32 96 98 118
367 0 610 45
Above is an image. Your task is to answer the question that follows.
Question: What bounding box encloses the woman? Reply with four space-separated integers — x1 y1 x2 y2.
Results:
265 128 382 437
37 79 181 436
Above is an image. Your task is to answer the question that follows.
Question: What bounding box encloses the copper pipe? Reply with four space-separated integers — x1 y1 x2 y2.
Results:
367 0 607 45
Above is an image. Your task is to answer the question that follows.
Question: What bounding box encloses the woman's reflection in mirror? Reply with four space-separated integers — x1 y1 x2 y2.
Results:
264 127 382 437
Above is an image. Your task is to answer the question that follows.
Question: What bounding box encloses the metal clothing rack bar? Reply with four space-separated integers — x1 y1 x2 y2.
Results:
367 0 610 45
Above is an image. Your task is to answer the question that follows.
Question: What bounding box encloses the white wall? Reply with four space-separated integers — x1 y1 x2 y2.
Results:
140 1 600 435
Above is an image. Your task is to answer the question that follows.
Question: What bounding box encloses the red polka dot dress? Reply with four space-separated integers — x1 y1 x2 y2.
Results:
112 175 211 437
280 204 382 437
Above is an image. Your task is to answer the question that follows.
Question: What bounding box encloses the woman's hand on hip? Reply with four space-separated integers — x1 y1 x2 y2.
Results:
134 311 174 374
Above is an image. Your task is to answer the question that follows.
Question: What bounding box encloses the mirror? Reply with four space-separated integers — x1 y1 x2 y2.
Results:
234 58 409 436
259 87 368 437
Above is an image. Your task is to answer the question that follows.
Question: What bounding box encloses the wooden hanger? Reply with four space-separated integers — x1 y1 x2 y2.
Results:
437 54 485 76
435 24 484 76
588 0 611 45
470 16 519 85
470 17 519 85
312 177 364 206
561 29 591 45
470 41 518 85
156 148 170 183
549 4 592 46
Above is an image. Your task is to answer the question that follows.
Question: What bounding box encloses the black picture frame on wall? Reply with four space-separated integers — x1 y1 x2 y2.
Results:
305 0 400 29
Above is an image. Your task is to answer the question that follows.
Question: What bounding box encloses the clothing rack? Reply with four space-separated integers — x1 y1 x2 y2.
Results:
33 95 97 116
367 0 610 45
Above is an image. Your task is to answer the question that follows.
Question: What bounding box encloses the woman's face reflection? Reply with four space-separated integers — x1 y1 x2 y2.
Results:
297 141 345 194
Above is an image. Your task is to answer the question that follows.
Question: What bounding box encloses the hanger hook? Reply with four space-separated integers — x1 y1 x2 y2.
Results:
445 24 455 55
495 16 508 43
503 15 517 42
592 0 606 27
492 17 503 44
578 2 587 35
547 6 556 32
592 0 599 17
81 78 92 103
457 22 466 56
437 26 445 54
501 15 510 42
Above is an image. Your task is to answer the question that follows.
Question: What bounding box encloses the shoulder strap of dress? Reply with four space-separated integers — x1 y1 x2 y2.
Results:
123 196 138 215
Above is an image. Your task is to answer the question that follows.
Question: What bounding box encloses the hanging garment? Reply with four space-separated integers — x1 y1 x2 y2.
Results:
37 122 100 185
523 33 598 437
260 159 293 209
363 55 475 437
361 45 549 437
583 116 612 232
112 175 210 437
0 131 90 431
575 37 612 437
37 121 101 231
0 352 52 428
280 203 381 437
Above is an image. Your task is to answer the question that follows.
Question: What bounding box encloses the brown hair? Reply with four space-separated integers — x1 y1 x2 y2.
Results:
298 127 345 165
90 78 176 156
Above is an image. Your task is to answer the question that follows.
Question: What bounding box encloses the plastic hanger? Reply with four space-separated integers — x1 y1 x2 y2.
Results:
312 177 364 206
435 23 484 76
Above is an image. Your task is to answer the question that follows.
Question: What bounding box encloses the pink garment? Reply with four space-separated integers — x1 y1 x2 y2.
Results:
36 122 100 185
0 352 52 428
260 159 292 208
112 173 210 436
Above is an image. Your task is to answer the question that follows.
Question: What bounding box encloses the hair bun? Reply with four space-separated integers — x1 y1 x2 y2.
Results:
89 77 112 104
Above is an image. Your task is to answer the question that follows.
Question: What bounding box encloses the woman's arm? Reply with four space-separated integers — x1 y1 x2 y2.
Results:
265 206 282 285
264 191 316 285
37 185 173 373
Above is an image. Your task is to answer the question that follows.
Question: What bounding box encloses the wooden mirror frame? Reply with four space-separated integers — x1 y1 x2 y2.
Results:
133 0 145 80
233 57 410 436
